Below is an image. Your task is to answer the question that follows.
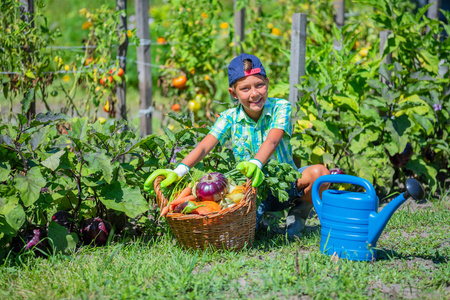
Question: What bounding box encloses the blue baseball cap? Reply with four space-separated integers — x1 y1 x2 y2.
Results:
227 53 267 87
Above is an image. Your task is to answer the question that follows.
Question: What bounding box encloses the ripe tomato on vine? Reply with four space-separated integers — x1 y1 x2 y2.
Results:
172 75 187 89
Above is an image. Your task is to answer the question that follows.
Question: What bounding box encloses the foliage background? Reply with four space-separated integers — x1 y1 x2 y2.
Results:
0 0 449 259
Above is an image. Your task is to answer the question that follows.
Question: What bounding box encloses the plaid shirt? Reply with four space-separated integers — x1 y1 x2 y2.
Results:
209 97 295 167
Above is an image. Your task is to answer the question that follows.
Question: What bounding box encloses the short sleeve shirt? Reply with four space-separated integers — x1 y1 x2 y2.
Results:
209 97 295 167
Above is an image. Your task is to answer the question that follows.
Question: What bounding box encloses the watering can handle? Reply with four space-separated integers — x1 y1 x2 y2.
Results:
311 174 378 222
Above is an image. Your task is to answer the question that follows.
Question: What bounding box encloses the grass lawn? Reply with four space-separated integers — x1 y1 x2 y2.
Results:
1 193 449 299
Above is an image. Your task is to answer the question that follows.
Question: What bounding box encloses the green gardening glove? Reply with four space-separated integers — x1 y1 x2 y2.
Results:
143 169 179 191
236 160 264 188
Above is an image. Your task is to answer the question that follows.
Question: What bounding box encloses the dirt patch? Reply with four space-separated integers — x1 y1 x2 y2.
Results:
399 257 437 271
368 280 420 299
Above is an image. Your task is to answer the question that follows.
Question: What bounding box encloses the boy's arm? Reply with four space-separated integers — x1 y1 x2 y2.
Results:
253 128 285 165
181 134 219 168
144 134 219 189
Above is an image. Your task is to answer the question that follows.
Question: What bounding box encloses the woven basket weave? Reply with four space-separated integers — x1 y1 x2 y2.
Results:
154 176 257 250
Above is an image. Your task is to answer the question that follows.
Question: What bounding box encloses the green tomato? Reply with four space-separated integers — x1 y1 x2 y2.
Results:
51 91 58 97
188 100 201 113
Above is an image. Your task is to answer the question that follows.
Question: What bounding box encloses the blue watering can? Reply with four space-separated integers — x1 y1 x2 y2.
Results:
311 174 425 261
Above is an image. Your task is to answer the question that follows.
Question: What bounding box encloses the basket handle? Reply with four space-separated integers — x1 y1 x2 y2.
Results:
244 178 256 214
154 175 169 209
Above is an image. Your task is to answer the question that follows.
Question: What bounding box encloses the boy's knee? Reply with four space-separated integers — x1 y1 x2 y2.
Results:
297 164 330 204
304 164 330 182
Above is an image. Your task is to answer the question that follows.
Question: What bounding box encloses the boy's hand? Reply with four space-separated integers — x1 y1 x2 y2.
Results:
143 169 179 191
236 161 264 187
144 163 190 191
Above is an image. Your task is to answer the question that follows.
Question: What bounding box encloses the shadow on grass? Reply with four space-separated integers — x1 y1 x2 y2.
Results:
251 224 321 251
376 248 449 264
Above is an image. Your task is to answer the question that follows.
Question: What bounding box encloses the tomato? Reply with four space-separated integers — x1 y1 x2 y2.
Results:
188 100 201 113
117 68 124 77
98 117 107 124
359 48 368 57
103 101 110 113
50 91 58 97
157 37 167 44
171 104 181 112
195 94 206 104
172 75 187 89
108 76 113 83
100 77 106 86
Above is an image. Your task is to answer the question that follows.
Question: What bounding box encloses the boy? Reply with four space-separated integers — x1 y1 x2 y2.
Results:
144 53 329 239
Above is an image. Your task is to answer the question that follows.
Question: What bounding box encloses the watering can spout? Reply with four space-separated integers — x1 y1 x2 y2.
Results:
368 178 425 245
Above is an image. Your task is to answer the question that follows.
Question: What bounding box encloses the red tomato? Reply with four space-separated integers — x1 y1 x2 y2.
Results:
172 75 187 89
171 104 181 112
117 68 124 77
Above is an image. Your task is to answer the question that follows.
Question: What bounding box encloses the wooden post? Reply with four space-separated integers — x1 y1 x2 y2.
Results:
379 30 392 83
333 0 345 50
20 0 35 122
135 0 152 136
116 0 128 121
233 0 245 56
289 13 307 114
427 0 441 20
427 0 441 33
334 0 345 28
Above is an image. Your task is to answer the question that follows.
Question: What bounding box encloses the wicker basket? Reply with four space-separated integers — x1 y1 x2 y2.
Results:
154 176 257 250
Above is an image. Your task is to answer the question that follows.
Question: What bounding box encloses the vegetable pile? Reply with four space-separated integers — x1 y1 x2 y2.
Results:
158 171 247 218
156 159 301 219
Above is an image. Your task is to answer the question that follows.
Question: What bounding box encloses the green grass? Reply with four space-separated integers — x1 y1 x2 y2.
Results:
1 194 449 299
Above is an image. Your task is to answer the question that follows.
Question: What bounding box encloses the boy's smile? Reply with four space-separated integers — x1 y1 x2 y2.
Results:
229 75 269 122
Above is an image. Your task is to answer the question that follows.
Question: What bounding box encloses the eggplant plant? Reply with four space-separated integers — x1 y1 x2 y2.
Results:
0 113 153 257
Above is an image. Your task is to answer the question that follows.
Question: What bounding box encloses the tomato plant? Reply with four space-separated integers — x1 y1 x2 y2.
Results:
0 0 59 122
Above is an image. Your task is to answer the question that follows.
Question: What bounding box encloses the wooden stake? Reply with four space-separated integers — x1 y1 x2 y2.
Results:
135 0 153 136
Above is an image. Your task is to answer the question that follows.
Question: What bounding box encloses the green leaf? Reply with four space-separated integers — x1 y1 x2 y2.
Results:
33 112 68 124
268 82 290 98
5 205 25 231
0 162 11 181
0 195 19 215
83 152 113 183
30 127 49 151
21 88 34 113
332 94 359 113
415 3 434 23
41 150 65 171
383 35 406 57
48 222 79 254
14 167 46 207
100 182 148 218
379 63 391 82
332 23 342 42
349 129 380 154
25 70 36 79
162 125 176 144
0 216 16 241
406 157 438 193
419 50 439 74
70 117 89 142
352 154 374 183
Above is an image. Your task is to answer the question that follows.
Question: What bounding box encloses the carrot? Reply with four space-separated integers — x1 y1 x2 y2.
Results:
169 195 197 212
175 186 192 201
168 186 192 211
159 206 169 219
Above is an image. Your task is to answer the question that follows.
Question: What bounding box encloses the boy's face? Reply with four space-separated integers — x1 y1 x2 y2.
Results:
229 74 269 120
